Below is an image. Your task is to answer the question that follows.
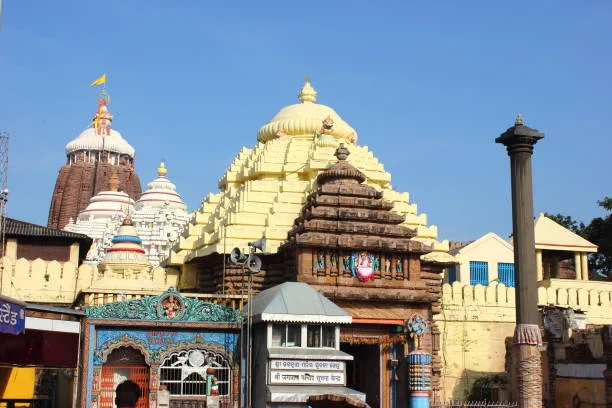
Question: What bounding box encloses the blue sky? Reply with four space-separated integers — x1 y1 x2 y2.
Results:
0 1 610 241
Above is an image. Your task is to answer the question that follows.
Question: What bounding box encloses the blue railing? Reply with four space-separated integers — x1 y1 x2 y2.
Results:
498 263 515 287
469 261 488 286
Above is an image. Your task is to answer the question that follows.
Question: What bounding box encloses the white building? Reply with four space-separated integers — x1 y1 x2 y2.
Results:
131 161 190 266
64 162 190 266
446 213 599 287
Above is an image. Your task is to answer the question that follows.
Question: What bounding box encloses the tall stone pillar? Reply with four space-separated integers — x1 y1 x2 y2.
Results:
496 114 544 408
602 326 612 408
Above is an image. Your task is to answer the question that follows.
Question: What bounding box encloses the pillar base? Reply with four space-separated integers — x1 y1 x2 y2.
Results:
408 392 429 408
513 324 543 408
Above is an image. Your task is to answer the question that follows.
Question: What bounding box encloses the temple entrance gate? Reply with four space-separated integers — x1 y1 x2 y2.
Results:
342 343 381 408
99 346 150 408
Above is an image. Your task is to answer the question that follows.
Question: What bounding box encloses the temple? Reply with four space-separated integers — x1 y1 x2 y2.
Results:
169 78 452 277
48 91 142 229
65 162 189 265
64 171 135 262
131 161 190 265
166 79 455 406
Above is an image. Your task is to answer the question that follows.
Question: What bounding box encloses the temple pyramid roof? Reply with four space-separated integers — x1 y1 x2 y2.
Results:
169 79 449 264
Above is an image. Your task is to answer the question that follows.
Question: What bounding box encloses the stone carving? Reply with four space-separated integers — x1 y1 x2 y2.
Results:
406 314 428 350
161 294 182 319
86 287 242 323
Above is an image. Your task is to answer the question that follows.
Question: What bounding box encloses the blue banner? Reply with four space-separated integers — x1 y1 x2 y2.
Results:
0 298 25 335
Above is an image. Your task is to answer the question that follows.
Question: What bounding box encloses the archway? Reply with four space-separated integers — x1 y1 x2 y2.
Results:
99 346 150 408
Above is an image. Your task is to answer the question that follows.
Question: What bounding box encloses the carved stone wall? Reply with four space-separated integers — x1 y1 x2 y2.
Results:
48 161 141 229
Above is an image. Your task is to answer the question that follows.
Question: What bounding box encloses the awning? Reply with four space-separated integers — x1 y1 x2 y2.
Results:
0 294 26 335
267 385 366 404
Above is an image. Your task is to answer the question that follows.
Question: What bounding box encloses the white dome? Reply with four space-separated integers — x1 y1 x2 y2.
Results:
65 128 136 157
77 190 135 222
136 162 187 210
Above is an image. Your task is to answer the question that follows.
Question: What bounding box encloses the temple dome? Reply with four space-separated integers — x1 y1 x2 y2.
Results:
104 217 148 263
75 173 135 222
257 78 357 144
65 127 136 157
136 161 187 210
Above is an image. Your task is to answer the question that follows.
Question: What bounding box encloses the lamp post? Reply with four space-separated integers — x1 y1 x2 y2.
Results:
496 114 544 408
229 238 264 408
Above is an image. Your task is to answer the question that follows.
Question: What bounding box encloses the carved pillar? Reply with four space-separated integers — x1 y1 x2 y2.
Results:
407 351 431 408
602 326 612 408
496 115 544 408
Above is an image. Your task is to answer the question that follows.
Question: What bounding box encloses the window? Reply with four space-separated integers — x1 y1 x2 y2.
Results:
272 324 336 348
498 263 515 287
307 325 336 348
271 324 301 347
159 349 231 396
447 265 457 284
469 261 488 286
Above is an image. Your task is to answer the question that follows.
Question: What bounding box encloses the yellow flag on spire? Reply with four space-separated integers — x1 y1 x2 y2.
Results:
90 74 107 87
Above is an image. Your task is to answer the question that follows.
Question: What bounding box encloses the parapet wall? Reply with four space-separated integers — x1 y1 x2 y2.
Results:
0 257 172 304
437 281 612 400
439 281 612 324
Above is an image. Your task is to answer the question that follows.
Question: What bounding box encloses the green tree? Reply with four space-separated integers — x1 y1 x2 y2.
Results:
583 198 612 277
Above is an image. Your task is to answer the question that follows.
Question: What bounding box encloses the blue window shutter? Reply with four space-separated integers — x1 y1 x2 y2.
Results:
469 261 489 286
448 265 457 284
498 263 515 287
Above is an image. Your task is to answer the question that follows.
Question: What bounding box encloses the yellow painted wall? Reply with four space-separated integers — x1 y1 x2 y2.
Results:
437 281 516 400
555 378 605 408
438 280 612 400
0 367 35 399
0 256 175 304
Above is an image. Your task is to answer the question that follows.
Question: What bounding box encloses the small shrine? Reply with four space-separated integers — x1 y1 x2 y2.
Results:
277 143 449 406
80 288 242 408
247 282 366 408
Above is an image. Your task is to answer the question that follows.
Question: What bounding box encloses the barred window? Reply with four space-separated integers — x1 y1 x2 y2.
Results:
159 349 231 396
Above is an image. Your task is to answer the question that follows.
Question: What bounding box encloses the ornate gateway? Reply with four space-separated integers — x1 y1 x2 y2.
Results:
85 287 242 323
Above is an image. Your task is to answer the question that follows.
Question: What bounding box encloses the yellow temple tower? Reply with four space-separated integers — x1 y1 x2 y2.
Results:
169 78 451 281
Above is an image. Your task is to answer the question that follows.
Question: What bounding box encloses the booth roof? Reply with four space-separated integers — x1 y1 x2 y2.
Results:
248 282 352 324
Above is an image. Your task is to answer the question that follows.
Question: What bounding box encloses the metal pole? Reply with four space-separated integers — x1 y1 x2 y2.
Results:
247 268 253 408
496 114 544 408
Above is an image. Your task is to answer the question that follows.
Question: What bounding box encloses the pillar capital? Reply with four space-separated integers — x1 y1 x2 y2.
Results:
495 115 544 155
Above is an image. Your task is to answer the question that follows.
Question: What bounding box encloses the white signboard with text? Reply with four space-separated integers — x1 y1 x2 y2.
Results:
269 360 346 385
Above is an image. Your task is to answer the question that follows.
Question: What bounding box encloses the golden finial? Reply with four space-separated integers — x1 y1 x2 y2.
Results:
298 76 317 103
515 113 524 126
157 160 168 177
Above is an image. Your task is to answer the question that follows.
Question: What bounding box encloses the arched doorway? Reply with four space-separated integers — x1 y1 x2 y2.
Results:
159 348 231 406
100 346 150 408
